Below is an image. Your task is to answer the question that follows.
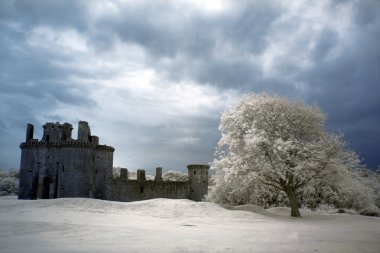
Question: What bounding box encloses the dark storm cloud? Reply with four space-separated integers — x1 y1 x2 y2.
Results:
295 0 380 168
93 0 283 88
110 0 380 168
353 0 379 26
0 1 96 169
0 0 89 30
0 13 95 104
310 28 340 62
1 0 379 169
1 0 284 90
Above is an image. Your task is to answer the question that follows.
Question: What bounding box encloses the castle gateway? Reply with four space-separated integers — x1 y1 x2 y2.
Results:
18 121 209 202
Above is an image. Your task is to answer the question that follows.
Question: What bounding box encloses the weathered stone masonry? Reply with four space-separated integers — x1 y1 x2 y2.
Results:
18 121 114 200
18 121 209 202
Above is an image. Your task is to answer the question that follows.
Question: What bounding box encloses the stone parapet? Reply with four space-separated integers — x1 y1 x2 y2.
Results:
20 140 114 152
187 164 210 170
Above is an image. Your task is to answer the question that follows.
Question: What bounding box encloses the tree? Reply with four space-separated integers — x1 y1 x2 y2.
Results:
0 169 19 196
211 93 360 217
162 170 188 182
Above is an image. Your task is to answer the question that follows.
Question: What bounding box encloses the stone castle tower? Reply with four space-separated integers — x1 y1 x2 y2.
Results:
187 164 209 201
19 121 210 202
18 121 114 200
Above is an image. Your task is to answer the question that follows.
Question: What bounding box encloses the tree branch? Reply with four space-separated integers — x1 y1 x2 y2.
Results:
258 178 283 191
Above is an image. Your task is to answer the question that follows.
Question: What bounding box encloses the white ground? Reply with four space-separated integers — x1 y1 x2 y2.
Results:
0 196 379 253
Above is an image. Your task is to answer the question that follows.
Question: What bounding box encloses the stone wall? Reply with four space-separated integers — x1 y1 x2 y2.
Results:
18 122 114 200
92 148 114 199
108 178 190 202
187 164 209 201
18 147 37 199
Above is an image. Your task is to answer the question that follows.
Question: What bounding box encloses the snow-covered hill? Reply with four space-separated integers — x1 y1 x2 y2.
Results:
0 196 379 253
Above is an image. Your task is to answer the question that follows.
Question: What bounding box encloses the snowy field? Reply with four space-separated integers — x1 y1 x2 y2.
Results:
0 196 379 253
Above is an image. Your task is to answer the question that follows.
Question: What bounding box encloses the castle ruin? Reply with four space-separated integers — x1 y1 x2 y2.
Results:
18 121 209 202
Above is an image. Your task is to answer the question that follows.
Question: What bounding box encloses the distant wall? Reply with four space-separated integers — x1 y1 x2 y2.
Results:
108 179 190 202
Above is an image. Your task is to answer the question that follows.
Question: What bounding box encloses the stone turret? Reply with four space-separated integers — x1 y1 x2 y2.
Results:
26 124 34 142
120 168 129 180
154 167 163 181
42 122 73 142
78 121 91 142
137 170 146 181
187 164 209 201
61 123 73 141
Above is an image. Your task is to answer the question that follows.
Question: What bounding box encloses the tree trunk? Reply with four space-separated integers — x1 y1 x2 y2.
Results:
286 188 301 217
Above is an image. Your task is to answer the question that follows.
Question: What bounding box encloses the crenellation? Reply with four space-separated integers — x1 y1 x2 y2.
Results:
95 145 115 152
62 123 73 140
154 167 163 181
19 139 115 150
137 170 146 181
120 168 128 180
91 136 99 145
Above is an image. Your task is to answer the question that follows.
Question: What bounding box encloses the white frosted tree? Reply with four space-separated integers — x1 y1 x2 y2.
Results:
0 169 19 196
162 170 188 182
212 93 361 217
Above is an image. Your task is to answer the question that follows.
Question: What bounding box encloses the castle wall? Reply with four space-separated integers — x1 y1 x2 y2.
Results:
19 145 92 199
92 148 114 199
18 146 37 199
19 121 209 202
53 146 93 198
108 179 190 202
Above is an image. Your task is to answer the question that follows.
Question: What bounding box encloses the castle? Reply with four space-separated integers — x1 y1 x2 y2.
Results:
18 121 209 202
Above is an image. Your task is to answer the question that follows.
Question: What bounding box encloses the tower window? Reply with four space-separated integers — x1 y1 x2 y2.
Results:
206 172 208 175
193 171 196 175
140 187 144 194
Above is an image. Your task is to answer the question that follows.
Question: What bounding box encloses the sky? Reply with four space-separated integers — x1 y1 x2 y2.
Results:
0 0 379 172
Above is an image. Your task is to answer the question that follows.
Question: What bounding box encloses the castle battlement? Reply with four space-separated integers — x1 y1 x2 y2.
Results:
20 140 114 151
21 121 114 151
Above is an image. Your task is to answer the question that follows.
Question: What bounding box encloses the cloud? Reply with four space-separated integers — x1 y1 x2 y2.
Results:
0 0 89 30
0 0 379 170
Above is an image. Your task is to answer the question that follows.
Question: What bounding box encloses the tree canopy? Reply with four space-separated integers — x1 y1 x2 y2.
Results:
210 93 365 217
